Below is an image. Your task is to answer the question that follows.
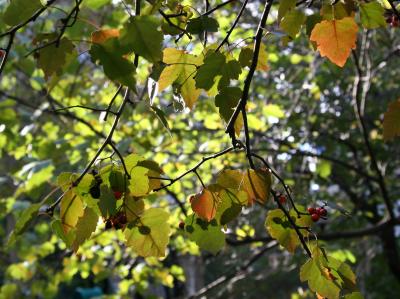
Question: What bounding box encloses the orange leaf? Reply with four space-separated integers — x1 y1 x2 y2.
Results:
91 29 120 44
310 17 358 67
190 189 219 221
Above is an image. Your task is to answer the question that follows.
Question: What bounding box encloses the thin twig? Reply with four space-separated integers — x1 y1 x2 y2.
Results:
215 0 248 52
153 147 236 192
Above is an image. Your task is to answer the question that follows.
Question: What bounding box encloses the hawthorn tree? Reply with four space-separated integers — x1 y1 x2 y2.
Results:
0 0 400 298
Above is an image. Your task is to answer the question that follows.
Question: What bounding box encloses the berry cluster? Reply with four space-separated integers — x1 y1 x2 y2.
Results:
307 206 327 222
385 11 399 27
105 211 127 230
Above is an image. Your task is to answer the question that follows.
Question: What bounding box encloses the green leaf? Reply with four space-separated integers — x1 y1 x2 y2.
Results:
278 0 297 23
184 215 225 254
300 258 341 299
125 208 170 257
321 2 352 21
57 172 74 191
280 9 306 38
120 16 163 62
238 47 253 68
72 207 98 251
239 44 269 71
300 247 358 299
124 197 145 222
36 37 75 78
98 185 117 218
215 189 247 225
383 99 400 141
344 292 364 299
89 40 136 89
150 105 171 134
129 166 149 197
158 48 203 109
265 207 311 253
360 2 386 29
7 203 41 246
195 52 241 91
215 87 243 136
3 0 43 27
51 220 75 248
108 170 128 192
60 188 85 234
124 153 143 172
186 16 219 34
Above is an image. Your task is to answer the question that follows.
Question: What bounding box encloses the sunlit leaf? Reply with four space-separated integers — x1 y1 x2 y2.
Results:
300 247 357 298
265 207 311 253
72 207 98 251
191 188 219 221
215 189 247 225
310 17 358 67
158 48 203 109
184 215 225 254
125 208 170 257
60 189 84 234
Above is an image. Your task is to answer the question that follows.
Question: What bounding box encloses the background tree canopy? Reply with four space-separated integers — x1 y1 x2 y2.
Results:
0 0 400 298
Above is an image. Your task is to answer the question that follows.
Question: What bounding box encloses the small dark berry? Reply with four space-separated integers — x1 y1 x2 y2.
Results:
179 221 185 230
307 207 315 214
319 208 327 216
89 185 101 199
119 214 128 224
316 207 322 214
279 195 286 204
114 191 123 199
105 220 112 229
114 222 124 230
311 213 320 222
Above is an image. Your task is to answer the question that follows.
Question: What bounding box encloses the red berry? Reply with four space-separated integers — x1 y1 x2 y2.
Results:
279 195 286 204
319 208 327 217
178 221 185 230
316 207 322 214
307 207 315 214
114 191 123 199
0 50 4 58
311 213 320 222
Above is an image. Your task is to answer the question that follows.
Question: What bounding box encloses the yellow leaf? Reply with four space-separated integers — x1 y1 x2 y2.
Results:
310 17 358 67
91 29 120 44
60 189 84 234
158 48 202 109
